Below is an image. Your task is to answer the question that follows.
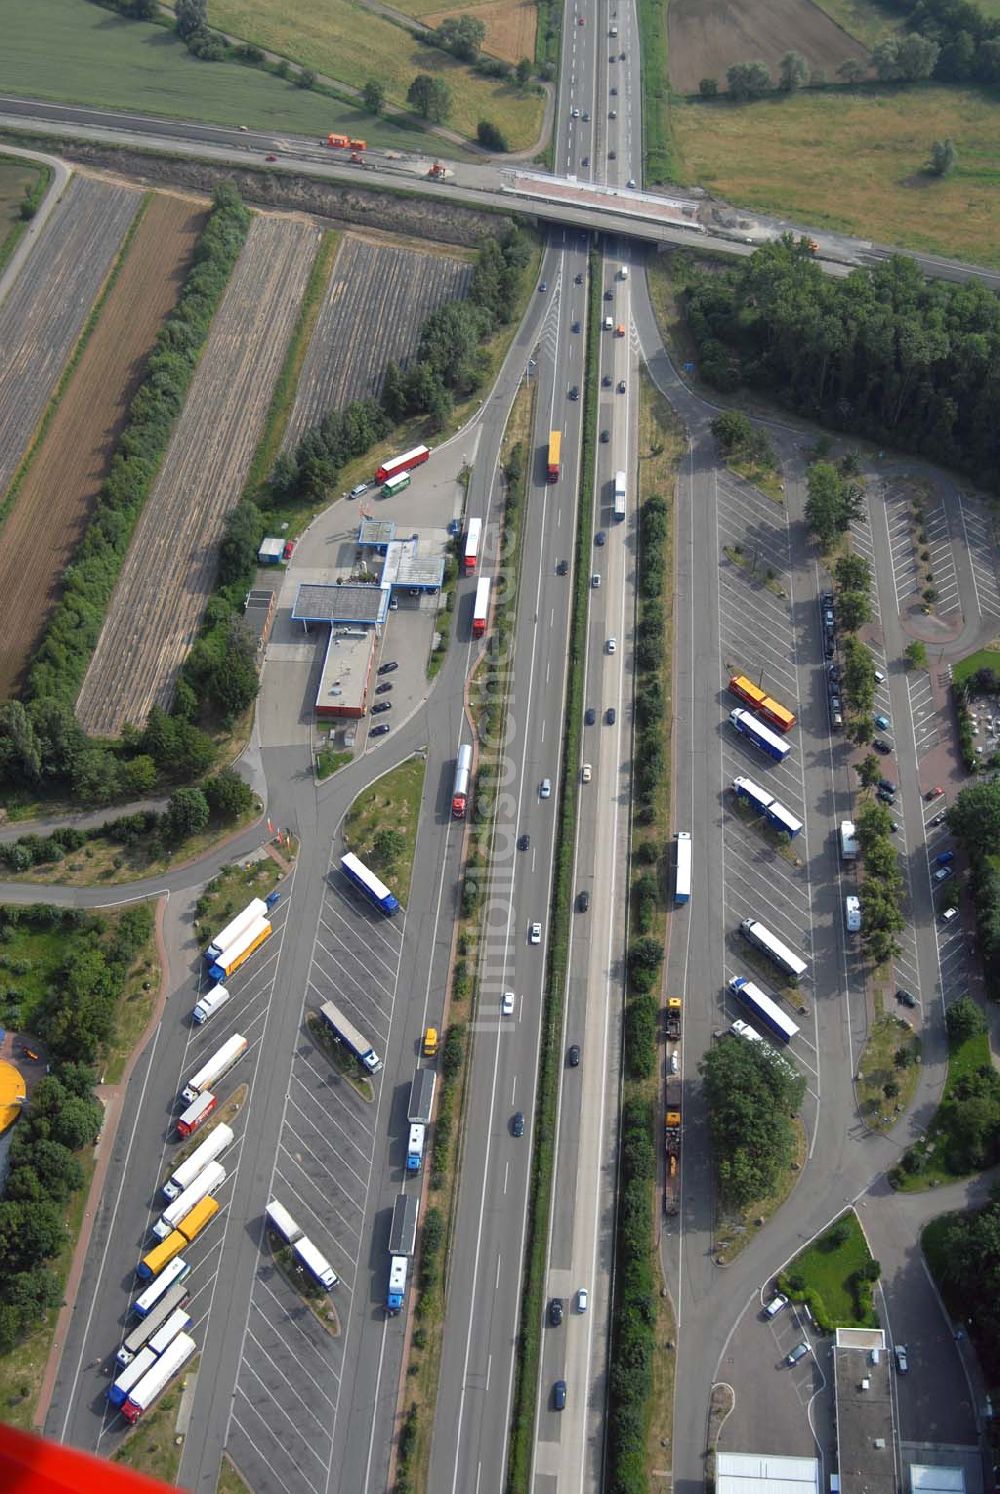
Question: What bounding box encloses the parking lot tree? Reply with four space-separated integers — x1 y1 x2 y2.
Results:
779 50 809 91
711 410 753 453
948 780 1000 860
362 79 385 114
904 639 928 669
855 753 882 789
855 800 894 849
843 635 876 714
805 462 850 549
407 74 453 124
946 995 988 1044
835 552 870 593
372 827 405 867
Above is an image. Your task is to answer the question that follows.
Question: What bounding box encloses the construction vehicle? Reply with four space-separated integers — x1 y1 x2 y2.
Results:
664 1077 681 1215
427 161 446 178
326 133 350 149
665 997 682 1040
350 152 364 164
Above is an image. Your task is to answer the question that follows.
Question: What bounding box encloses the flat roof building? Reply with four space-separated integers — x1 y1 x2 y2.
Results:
292 582 388 628
833 1329 897 1494
315 629 376 719
357 518 396 554
381 536 446 594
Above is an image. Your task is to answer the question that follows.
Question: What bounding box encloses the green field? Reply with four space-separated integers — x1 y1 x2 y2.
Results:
953 647 1000 685
209 0 544 148
0 0 431 146
0 156 40 261
673 86 1000 267
782 1212 877 1327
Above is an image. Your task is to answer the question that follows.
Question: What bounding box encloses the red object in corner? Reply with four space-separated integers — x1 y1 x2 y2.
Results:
0 1422 181 1493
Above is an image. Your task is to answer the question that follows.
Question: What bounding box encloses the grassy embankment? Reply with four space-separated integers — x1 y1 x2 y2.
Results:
210 0 544 149
954 648 1000 686
855 1011 921 1131
892 1026 993 1189
0 156 51 273
779 1210 879 1328
671 86 1000 267
193 853 290 949
0 0 429 146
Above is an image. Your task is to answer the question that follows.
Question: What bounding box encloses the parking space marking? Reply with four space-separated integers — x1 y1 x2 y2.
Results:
230 1414 304 1494
252 1276 340 1383
922 504 960 616
908 675 940 755
884 486 920 613
232 1396 327 1494
957 494 1000 620
245 1328 335 1429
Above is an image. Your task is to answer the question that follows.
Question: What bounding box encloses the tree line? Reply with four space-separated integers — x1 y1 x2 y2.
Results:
700 1031 806 1211
0 901 152 1354
928 1195 1000 1386
948 778 1000 995
685 238 1000 491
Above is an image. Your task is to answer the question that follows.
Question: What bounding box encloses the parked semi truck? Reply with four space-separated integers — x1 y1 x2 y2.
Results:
664 1078 681 1215
387 1193 419 1313
665 997 682 1040
729 708 791 763
121 1332 197 1423
406 1069 436 1172
176 1091 216 1139
207 917 271 982
116 1283 188 1367
206 898 266 962
320 1000 383 1073
181 1034 248 1104
153 1161 225 1239
293 1236 338 1290
163 1124 233 1201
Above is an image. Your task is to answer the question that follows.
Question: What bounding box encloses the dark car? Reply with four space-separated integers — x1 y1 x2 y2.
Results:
371 700 391 715
828 662 841 683
877 787 895 805
575 272 584 285
889 820 900 833
572 320 581 333
604 289 614 301
568 1044 581 1067
619 49 626 58
556 559 569 575
370 723 391 737
511 1111 525 1137
517 833 530 851
549 1297 564 1326
581 155 589 167
929 810 948 826
820 592 833 607
602 374 612 388
553 1380 567 1411
610 86 618 95
539 281 547 293
577 890 590 912
595 530 606 546
569 385 580 401
585 706 596 725
879 778 897 795
823 635 834 659
375 681 393 695
617 379 626 393
608 149 616 160
873 738 892 754
606 706 616 725
600 429 610 443
378 660 398 675
896 988 917 1008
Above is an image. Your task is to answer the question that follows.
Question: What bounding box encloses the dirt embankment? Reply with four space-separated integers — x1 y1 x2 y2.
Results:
30 142 507 248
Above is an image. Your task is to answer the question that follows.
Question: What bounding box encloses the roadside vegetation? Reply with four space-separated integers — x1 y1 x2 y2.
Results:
948 780 1000 999
684 238 1000 491
954 659 1000 775
193 853 290 949
0 901 156 1424
924 1198 1000 1392
0 156 51 273
637 0 675 182
710 410 783 502
892 995 996 1187
856 1011 921 1129
778 1211 879 1329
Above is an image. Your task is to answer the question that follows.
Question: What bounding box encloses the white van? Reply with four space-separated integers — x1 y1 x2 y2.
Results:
845 896 861 933
192 985 230 1025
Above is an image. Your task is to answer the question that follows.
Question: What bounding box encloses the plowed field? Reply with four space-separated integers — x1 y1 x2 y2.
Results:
0 176 140 501
77 215 320 738
0 195 205 701
668 0 867 94
283 235 472 449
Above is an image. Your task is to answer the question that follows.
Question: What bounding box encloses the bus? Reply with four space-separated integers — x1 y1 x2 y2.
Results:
340 851 399 914
472 577 490 638
674 832 692 904
728 976 800 1043
613 470 626 522
133 1257 190 1317
728 675 796 734
116 1283 188 1366
382 471 411 498
739 919 808 980
463 517 482 575
547 431 561 483
375 444 430 484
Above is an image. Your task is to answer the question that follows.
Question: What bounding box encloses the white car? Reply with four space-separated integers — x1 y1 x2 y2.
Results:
669 1050 679 1074
582 763 592 783
764 1292 788 1319
529 922 542 944
606 638 616 654
576 1287 589 1312
540 778 552 799
502 991 515 1015
845 895 861 933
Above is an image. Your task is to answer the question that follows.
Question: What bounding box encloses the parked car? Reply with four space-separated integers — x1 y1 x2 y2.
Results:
875 713 890 730
282 539 295 559
877 787 896 805
896 988 917 1008
929 810 948 826
378 660 398 675
933 865 954 883
894 1344 909 1374
879 779 897 795
371 700 391 715
375 681 393 695
873 738 892 754
941 906 959 924
350 482 368 498
764 1293 789 1319
935 850 955 866
926 785 945 800
370 723 391 737
786 1342 811 1366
